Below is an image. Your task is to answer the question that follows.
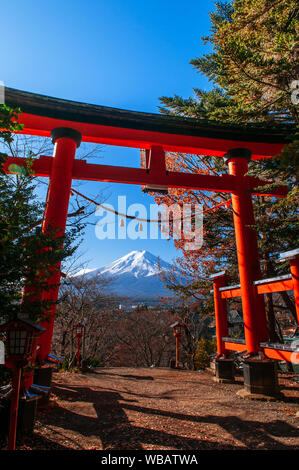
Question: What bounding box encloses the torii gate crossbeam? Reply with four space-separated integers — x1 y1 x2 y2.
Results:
2 87 294 395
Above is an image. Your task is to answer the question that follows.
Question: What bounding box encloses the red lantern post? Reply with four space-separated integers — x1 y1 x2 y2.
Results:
171 322 183 368
0 318 45 450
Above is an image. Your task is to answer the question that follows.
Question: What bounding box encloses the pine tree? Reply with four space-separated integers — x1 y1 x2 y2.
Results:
0 106 80 323
160 0 298 124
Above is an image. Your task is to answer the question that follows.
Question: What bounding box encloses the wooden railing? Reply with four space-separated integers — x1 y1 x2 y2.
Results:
210 248 299 362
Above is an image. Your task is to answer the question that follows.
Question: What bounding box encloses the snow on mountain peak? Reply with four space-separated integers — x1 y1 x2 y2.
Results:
99 250 170 278
73 250 173 298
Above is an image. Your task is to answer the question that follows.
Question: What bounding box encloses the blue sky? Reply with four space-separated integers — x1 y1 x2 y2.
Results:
1 0 216 269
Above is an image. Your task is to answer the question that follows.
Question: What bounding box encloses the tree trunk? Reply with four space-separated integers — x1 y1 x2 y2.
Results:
279 291 297 325
262 255 277 342
265 257 297 324
265 292 281 342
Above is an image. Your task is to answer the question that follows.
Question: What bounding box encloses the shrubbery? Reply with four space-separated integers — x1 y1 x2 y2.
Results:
193 338 216 370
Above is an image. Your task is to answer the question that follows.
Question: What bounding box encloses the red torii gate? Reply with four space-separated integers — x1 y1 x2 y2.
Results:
2 87 295 396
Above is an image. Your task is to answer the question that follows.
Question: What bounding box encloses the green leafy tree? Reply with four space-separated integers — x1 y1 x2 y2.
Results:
193 338 217 370
0 105 23 172
160 0 298 124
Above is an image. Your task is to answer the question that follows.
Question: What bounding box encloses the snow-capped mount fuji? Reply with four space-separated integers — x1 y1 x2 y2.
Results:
75 250 173 299
100 250 171 278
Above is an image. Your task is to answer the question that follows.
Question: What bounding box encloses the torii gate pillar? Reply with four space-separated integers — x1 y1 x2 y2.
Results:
225 149 269 355
38 127 82 362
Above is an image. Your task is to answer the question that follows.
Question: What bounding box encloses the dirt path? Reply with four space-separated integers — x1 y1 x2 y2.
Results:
18 368 299 450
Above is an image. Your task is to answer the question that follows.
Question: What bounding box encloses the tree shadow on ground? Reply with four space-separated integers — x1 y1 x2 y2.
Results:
94 371 154 381
20 434 74 450
120 402 299 449
32 382 299 450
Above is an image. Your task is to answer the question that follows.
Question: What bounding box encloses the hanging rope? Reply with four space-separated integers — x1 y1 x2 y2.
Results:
6 189 232 241
70 187 232 223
